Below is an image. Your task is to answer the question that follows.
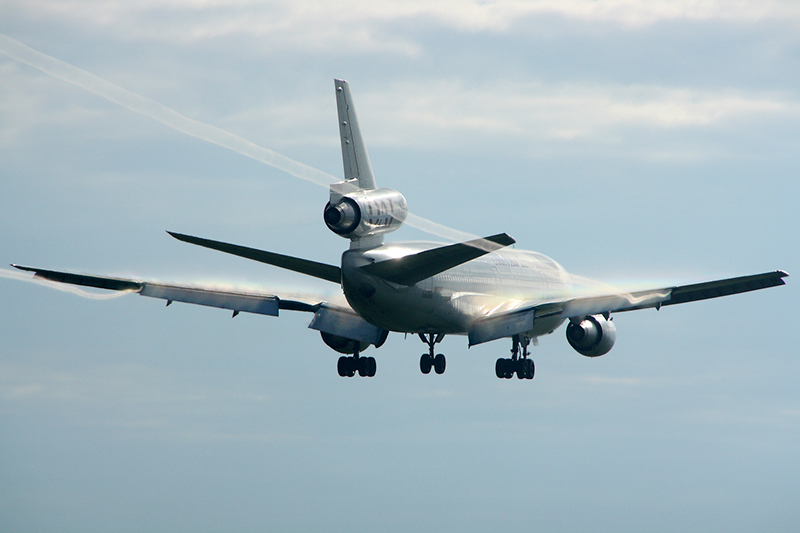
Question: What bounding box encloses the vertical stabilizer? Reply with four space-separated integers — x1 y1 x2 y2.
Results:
335 79 376 190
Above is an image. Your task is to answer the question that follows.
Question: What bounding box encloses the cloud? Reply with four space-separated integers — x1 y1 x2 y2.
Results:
10 1 800 52
359 79 799 155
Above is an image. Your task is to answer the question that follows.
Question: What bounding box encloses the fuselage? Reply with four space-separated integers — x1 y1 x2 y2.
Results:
341 241 573 336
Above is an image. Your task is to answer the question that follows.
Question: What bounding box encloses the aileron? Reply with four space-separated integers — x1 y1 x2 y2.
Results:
665 270 787 306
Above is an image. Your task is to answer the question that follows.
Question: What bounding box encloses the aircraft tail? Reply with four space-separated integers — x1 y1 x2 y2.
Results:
335 79 376 190
325 80 407 249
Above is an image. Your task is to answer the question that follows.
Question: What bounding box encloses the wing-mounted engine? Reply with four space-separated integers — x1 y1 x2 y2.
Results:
324 180 408 240
566 314 616 357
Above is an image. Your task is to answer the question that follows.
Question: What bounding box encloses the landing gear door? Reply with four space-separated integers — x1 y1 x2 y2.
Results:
467 308 535 347
308 304 388 345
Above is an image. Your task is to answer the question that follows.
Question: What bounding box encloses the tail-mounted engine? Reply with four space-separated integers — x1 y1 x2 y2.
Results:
566 314 617 357
324 180 407 240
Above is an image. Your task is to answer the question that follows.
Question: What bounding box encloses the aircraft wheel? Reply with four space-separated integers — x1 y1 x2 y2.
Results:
366 357 377 377
434 353 446 374
526 359 535 380
504 359 514 379
338 356 349 377
420 353 432 374
495 358 506 378
516 359 526 379
357 356 368 377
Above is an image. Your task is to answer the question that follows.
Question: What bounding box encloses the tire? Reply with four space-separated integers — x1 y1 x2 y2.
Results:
516 359 525 379
495 358 505 378
367 357 377 377
337 356 349 377
420 353 432 374
434 353 446 374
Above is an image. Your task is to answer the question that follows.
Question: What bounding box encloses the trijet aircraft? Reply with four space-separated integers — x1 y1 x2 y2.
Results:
13 80 788 380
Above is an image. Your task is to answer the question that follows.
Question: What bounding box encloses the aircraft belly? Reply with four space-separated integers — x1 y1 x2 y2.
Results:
345 281 470 333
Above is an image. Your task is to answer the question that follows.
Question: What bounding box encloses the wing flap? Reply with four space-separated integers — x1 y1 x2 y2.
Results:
361 233 515 286
167 232 341 284
140 284 280 316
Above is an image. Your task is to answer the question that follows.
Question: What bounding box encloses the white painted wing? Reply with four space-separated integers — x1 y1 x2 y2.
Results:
468 270 788 346
11 265 387 345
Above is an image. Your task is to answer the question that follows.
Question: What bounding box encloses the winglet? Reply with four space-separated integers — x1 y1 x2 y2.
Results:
335 79 376 190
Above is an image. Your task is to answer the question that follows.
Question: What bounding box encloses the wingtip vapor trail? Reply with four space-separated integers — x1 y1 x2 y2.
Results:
0 33 474 243
2 267 136 300
0 33 336 189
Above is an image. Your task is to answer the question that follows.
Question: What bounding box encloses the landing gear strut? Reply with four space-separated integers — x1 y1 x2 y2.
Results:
495 334 534 380
419 333 446 375
337 349 376 378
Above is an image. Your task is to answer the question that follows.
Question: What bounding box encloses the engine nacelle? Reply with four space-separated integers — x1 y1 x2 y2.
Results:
324 185 407 239
320 332 370 354
566 314 616 357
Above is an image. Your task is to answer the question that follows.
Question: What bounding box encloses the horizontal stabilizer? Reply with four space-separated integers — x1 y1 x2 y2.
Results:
168 232 341 284
360 233 515 286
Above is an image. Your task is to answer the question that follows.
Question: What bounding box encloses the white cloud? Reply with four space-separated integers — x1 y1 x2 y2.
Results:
10 1 800 51
358 79 799 152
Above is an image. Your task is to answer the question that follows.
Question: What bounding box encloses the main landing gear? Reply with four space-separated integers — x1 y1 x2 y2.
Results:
419 333 446 375
496 334 535 380
337 351 376 378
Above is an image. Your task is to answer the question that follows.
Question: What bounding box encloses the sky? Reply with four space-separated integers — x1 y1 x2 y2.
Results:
1 1 799 532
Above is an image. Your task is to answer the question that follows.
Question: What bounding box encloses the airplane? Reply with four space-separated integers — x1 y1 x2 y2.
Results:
12 79 788 380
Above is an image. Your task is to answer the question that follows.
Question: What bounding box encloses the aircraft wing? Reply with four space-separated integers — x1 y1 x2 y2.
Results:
11 264 387 345
468 270 788 346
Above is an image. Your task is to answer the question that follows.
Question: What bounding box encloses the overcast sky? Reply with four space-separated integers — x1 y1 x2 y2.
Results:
1 2 799 532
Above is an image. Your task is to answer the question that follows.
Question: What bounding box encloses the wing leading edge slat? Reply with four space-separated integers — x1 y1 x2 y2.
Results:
11 264 317 317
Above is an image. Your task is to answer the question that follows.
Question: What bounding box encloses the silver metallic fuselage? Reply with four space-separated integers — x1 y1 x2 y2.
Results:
341 242 573 336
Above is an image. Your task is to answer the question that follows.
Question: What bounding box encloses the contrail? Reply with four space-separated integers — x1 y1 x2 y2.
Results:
0 34 336 189
0 267 135 300
0 34 477 241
